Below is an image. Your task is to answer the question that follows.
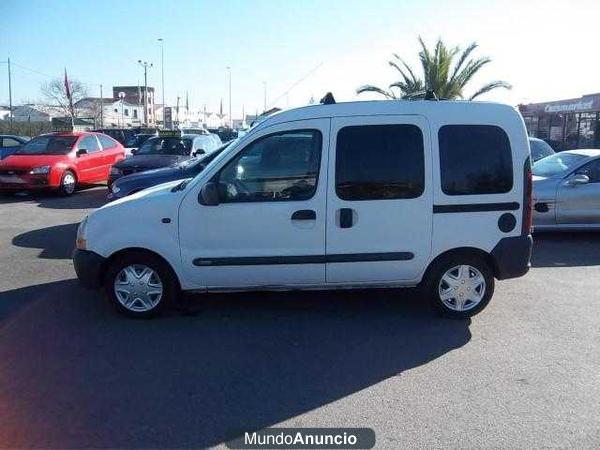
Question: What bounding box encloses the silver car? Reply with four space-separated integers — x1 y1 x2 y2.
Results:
533 149 600 231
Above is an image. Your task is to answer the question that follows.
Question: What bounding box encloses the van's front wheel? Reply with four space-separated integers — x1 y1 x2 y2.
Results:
425 255 494 319
104 252 178 318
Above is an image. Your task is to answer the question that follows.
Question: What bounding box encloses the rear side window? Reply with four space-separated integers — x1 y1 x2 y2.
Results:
439 125 513 195
336 124 424 201
98 134 117 150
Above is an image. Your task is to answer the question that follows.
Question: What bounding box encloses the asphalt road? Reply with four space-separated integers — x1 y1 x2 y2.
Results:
0 187 599 449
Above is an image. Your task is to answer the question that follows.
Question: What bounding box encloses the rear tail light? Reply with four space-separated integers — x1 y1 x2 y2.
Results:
522 157 532 235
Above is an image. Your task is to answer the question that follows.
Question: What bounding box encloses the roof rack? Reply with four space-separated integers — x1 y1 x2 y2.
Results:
320 92 336 105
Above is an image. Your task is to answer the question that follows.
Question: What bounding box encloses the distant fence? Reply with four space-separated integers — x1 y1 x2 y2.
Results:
0 121 54 137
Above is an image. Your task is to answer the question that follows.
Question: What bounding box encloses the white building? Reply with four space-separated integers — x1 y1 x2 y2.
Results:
11 104 65 122
75 98 144 128
0 106 11 121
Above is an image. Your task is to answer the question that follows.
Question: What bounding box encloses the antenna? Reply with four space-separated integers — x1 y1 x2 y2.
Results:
320 92 336 105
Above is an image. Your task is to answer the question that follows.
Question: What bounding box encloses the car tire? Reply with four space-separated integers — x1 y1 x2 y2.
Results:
424 254 494 319
59 170 77 196
104 251 178 318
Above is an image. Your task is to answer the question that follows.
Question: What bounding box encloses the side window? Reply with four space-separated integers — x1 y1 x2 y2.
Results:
439 125 513 196
79 135 100 153
576 159 600 183
217 129 322 203
3 138 21 148
98 135 116 150
336 124 424 201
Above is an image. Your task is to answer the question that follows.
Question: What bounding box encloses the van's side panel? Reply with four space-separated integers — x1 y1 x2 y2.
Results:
425 105 529 279
325 114 433 283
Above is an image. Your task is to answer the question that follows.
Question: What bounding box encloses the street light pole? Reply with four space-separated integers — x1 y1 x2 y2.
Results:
7 57 13 127
158 38 165 127
118 92 125 128
226 66 232 128
138 60 153 126
99 84 103 128
263 81 267 112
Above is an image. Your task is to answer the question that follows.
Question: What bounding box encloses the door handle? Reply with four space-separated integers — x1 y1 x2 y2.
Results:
339 208 354 228
291 209 316 220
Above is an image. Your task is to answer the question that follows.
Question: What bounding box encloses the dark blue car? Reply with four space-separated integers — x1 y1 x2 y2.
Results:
0 135 30 159
107 143 229 201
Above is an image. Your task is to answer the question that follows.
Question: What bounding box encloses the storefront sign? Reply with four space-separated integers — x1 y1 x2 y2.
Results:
544 100 594 113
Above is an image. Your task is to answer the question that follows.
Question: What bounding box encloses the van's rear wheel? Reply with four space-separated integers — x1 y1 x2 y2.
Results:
425 254 494 319
104 252 178 318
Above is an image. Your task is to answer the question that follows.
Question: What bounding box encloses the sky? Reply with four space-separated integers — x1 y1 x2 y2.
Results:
1 0 599 119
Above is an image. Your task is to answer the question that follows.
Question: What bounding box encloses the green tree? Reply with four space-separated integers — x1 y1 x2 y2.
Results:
357 37 511 100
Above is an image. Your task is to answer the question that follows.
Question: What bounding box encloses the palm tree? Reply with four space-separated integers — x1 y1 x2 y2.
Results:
357 37 511 100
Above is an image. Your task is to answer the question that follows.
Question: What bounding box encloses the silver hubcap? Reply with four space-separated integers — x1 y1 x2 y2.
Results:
63 173 75 193
114 264 163 312
438 265 486 312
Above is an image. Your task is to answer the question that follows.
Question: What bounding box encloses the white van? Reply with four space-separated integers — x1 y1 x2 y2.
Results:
73 100 533 319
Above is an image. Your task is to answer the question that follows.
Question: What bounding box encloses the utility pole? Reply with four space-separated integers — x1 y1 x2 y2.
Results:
263 81 267 112
138 60 153 126
226 66 232 128
7 57 13 128
158 38 165 126
99 84 103 128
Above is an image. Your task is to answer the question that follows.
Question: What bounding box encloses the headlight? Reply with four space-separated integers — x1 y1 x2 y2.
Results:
111 185 121 194
29 165 50 175
76 216 88 250
110 167 120 175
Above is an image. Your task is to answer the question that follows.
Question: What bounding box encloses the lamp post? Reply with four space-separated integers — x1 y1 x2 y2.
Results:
158 38 165 127
137 60 153 126
118 91 125 127
263 81 267 112
226 66 232 128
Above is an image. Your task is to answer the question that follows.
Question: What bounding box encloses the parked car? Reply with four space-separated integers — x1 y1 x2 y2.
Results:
532 149 600 230
107 143 231 201
94 128 157 146
73 100 532 319
0 135 30 159
108 133 221 185
0 132 125 195
529 137 555 162
124 133 157 155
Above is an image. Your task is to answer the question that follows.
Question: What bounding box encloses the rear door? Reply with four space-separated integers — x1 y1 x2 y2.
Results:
97 134 122 179
325 115 432 284
557 158 600 224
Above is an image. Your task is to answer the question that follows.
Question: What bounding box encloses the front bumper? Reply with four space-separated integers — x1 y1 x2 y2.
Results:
73 249 106 289
0 173 52 190
490 235 533 280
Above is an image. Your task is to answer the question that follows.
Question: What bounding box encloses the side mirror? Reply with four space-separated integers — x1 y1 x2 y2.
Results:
567 173 589 186
193 149 205 157
198 181 220 206
76 148 88 157
131 148 139 155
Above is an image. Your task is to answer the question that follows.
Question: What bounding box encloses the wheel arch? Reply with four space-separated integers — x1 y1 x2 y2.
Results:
100 247 182 290
421 247 498 285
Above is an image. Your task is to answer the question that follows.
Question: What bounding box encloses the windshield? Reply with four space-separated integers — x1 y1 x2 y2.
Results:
136 137 192 156
532 152 587 177
530 139 554 161
15 135 78 155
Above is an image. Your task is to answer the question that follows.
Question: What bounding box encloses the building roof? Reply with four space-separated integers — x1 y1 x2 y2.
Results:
75 97 116 107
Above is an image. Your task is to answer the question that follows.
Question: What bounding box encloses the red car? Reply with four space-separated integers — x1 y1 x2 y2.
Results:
0 131 125 196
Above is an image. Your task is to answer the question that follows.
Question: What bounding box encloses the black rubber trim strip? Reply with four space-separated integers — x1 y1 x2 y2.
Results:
193 252 414 266
433 202 520 213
